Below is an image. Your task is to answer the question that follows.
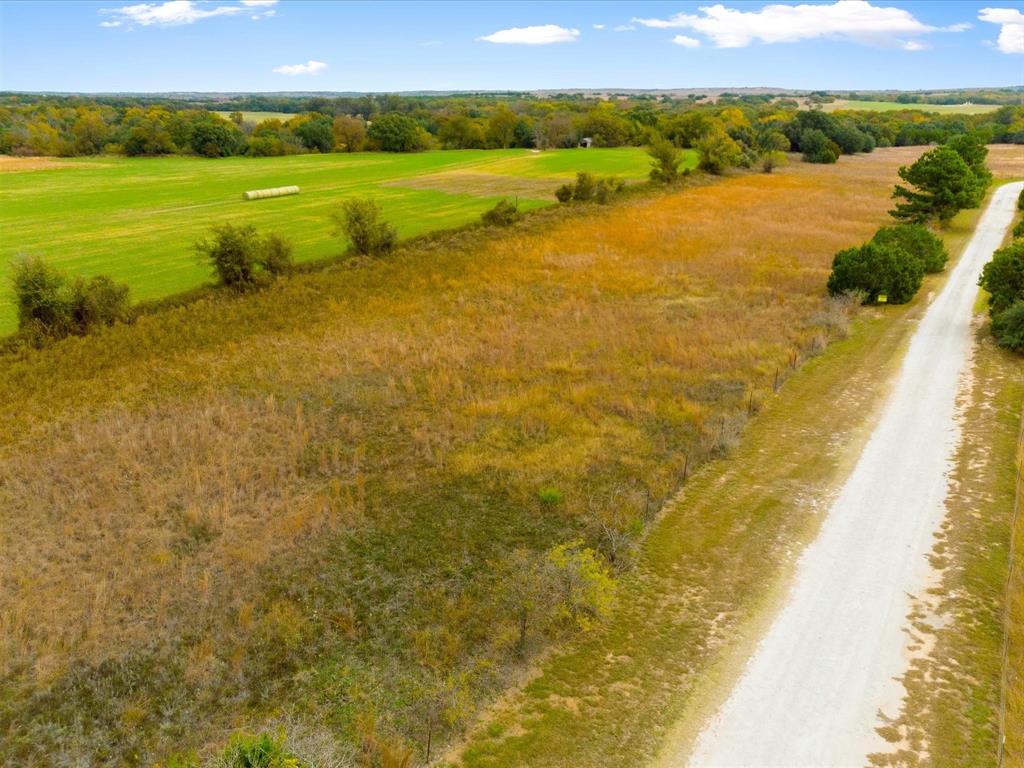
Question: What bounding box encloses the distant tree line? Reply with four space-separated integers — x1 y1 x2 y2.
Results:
837 87 1024 106
2 91 1022 159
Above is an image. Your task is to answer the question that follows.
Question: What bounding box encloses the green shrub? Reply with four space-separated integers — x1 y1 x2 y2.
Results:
827 241 923 304
218 731 304 768
871 224 948 273
481 198 522 227
991 300 1024 352
594 177 624 204
761 150 787 174
69 275 131 332
11 254 70 335
259 232 294 276
11 255 131 341
979 240 1024 316
1013 218 1024 240
195 224 293 289
195 223 262 290
647 138 683 184
572 172 597 202
546 540 616 632
555 175 624 204
1018 187 1024 211
331 198 398 256
537 487 563 505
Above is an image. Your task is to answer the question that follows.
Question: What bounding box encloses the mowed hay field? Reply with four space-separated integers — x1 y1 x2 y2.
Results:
823 100 1003 114
1 146 960 766
0 147 677 334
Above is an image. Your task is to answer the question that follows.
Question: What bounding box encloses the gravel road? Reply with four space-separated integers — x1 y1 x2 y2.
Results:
685 180 1024 768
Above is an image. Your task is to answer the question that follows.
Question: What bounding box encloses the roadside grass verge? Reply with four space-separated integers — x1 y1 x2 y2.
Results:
0 148 927 766
864 310 1023 768
1007 398 1024 767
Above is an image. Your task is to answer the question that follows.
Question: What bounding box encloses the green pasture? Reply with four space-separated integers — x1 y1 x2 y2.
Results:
0 146 671 334
824 100 1001 114
213 110 296 122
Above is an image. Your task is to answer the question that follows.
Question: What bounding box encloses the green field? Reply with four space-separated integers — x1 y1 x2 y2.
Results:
213 110 296 122
0 147 681 334
824 100 1002 114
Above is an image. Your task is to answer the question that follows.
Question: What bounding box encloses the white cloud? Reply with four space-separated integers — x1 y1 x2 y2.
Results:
273 59 328 75
99 1 244 27
979 7 1024 53
593 23 605 30
672 34 701 48
947 22 972 32
100 0 280 27
902 40 928 51
632 1 961 49
613 24 635 32
478 24 580 45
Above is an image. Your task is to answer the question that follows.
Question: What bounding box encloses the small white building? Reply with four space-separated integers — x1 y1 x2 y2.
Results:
579 137 593 148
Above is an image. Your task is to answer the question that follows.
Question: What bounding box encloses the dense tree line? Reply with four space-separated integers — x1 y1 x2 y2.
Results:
2 91 1022 159
837 87 1023 106
979 188 1024 352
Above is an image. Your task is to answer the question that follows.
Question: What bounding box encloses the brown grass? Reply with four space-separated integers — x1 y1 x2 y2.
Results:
987 147 1024 181
0 155 92 172
1007 401 1024 768
454 159 1013 768
0 146 946 765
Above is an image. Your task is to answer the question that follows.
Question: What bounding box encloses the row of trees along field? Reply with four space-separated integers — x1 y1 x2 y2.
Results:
979 189 1024 351
1 91 1022 158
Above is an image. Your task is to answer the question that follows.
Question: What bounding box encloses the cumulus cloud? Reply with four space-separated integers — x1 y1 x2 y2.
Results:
273 59 328 75
478 24 580 45
593 23 605 30
99 0 279 27
613 24 635 32
979 7 1024 53
633 1 963 49
99 1 244 27
672 34 701 48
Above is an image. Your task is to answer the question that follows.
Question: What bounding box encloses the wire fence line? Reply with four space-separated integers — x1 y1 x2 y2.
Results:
998 402 1024 768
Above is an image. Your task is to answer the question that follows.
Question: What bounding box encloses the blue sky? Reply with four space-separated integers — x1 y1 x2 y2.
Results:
0 1 1021 93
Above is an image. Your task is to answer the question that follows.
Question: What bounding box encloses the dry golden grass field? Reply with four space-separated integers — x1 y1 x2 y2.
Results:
3 146 1017 766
